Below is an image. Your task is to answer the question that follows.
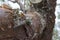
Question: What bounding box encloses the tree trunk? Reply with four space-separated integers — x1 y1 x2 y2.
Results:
0 0 56 40
39 0 56 40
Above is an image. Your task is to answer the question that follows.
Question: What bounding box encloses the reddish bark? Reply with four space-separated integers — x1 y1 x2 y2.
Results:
0 0 56 40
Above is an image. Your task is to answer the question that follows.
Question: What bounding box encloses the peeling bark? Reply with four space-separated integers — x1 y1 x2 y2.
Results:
0 0 56 40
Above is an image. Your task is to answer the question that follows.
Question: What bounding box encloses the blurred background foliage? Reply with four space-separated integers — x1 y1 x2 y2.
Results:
52 0 60 40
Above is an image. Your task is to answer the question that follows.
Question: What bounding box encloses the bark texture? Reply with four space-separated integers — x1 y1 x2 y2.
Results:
39 0 56 40
0 0 56 40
